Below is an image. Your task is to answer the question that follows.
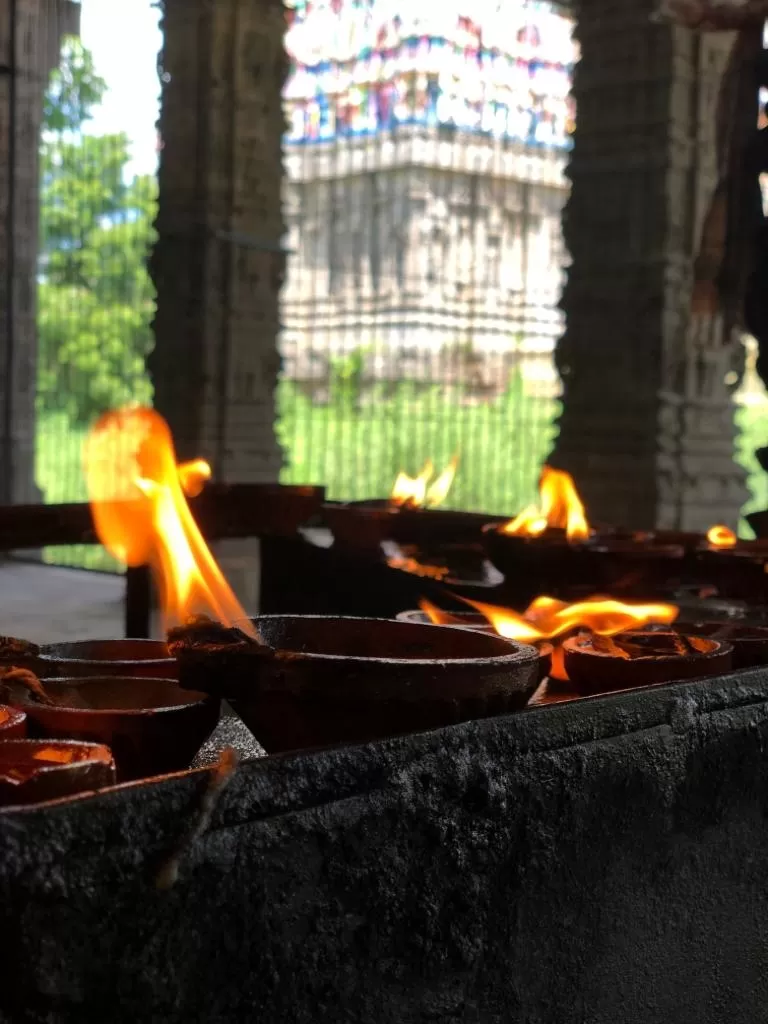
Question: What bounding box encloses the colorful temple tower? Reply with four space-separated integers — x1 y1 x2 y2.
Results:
281 0 576 397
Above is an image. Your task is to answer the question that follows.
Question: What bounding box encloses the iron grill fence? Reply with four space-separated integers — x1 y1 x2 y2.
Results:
35 4 158 568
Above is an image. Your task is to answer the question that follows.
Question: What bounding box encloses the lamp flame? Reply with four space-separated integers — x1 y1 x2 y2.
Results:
706 524 737 549
462 594 679 644
84 407 256 636
418 593 677 682
390 454 459 509
502 465 590 542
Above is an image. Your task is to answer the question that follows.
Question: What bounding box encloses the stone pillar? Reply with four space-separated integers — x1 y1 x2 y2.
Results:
552 0 748 531
150 0 285 610
0 0 78 506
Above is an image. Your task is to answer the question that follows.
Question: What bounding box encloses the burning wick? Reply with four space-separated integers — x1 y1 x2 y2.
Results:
390 454 459 509
84 407 259 639
706 524 737 550
501 465 590 543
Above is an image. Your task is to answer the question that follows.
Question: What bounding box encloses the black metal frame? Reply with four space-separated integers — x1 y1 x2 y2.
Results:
0 484 325 636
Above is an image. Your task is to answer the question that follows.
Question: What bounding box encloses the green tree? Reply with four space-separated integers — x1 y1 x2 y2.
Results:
38 37 155 423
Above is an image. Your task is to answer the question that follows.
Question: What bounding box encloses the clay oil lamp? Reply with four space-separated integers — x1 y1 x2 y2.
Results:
452 593 680 693
0 739 116 807
396 602 553 682
0 705 26 738
0 668 219 782
322 503 398 554
579 525 694 596
169 615 541 753
36 638 176 680
693 525 768 602
482 466 598 591
326 455 500 551
384 540 500 589
483 465 689 596
562 630 733 696
583 536 687 595
667 584 748 623
672 621 768 670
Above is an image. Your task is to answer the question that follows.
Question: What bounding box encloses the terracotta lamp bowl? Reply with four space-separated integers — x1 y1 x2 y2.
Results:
170 615 541 753
481 524 595 582
36 639 177 680
324 502 500 550
674 622 768 670
394 611 553 681
0 705 26 739
563 630 733 696
692 548 768 603
14 676 220 782
322 503 396 552
0 739 115 807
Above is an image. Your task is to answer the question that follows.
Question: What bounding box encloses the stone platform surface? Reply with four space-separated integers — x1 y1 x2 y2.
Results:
2 664 768 1023
0 560 124 643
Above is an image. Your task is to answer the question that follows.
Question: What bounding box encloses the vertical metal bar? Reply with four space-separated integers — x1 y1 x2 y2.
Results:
3 0 17 505
125 565 153 638
216 0 238 478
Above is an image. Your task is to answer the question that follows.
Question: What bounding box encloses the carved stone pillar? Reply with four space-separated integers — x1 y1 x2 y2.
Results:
151 0 285 609
552 0 748 531
0 0 78 506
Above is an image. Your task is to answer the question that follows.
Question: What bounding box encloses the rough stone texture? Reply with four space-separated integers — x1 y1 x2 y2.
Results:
0 0 77 505
1 667 768 1022
553 1 747 531
149 0 286 603
150 0 284 480
190 710 266 768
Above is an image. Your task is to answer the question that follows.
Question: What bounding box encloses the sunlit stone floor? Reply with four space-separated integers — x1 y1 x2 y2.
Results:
0 560 125 644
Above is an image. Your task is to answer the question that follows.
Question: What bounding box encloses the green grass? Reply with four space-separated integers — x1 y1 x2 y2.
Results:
736 397 768 537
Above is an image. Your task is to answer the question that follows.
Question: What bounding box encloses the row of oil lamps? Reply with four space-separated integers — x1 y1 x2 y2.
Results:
0 415 762 809
3 602 768 809
0 638 216 807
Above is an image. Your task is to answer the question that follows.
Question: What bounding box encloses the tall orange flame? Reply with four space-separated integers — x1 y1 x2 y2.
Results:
84 407 255 636
706 524 737 549
390 454 459 509
461 594 678 643
502 465 590 542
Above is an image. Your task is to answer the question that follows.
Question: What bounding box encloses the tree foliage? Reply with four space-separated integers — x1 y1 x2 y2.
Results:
38 37 155 423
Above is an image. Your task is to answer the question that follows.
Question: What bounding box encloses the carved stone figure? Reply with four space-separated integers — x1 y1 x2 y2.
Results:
659 0 768 386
